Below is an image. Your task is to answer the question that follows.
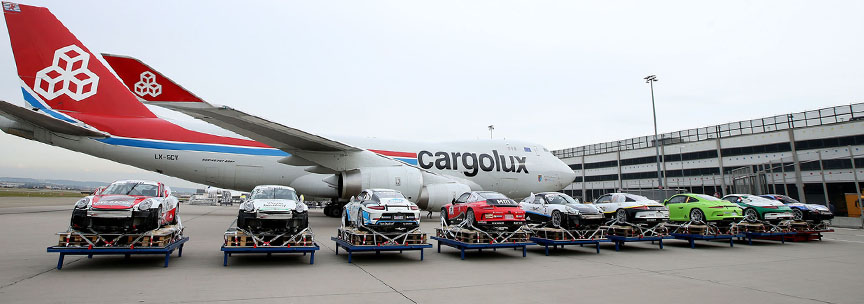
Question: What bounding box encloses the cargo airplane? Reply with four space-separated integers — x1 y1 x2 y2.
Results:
0 2 575 217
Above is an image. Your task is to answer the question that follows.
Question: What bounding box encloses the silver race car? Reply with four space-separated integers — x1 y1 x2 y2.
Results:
343 189 421 232
237 185 309 233
520 192 605 229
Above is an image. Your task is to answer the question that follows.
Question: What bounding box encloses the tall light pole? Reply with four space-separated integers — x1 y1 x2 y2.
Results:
488 125 494 139
645 75 663 189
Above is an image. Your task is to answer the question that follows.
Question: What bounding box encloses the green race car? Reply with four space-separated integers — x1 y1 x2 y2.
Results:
663 194 743 223
721 194 794 222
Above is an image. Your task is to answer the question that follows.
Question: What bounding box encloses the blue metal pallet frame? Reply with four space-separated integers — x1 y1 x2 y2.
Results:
430 236 534 260
220 244 319 266
529 237 609 255
331 237 432 263
46 237 189 270
740 231 796 245
606 235 672 251
670 233 744 249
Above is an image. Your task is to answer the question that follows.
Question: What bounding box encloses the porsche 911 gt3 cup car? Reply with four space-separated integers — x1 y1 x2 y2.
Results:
760 194 834 222
441 191 526 231
722 194 794 223
237 185 309 233
343 189 421 232
520 192 605 229
71 180 179 233
591 193 669 224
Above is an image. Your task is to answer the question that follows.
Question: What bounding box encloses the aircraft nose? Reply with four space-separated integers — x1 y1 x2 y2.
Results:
559 163 577 186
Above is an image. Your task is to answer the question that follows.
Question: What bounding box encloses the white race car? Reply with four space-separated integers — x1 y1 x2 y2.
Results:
71 180 179 233
343 189 421 232
520 192 605 229
591 193 669 224
237 185 309 233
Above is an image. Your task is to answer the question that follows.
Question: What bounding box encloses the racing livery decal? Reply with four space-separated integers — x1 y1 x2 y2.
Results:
33 45 99 101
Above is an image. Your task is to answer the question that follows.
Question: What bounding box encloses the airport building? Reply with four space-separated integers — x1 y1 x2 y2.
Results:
553 103 864 217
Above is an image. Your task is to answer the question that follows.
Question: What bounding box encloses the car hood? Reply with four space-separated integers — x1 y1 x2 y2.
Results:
797 203 831 212
568 204 602 214
91 195 149 209
252 199 298 211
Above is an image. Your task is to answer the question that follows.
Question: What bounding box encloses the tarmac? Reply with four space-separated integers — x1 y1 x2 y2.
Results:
1 198 863 304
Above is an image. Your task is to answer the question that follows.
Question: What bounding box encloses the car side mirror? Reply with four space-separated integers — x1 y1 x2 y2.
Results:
350 196 356 203
452 198 456 204
299 194 304 203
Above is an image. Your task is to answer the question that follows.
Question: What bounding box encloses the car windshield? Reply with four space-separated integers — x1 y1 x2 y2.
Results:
102 182 159 196
546 194 579 205
692 194 721 201
251 188 298 200
479 192 509 200
375 191 404 199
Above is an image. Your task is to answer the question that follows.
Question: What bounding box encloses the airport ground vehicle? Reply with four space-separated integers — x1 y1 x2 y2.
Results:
663 193 743 223
343 189 421 231
760 194 834 222
591 193 669 223
237 185 308 233
70 180 179 233
519 192 604 229
441 191 526 231
721 194 794 222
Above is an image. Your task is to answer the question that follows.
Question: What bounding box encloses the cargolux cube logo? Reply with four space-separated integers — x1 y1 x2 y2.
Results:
134 71 162 97
33 45 99 101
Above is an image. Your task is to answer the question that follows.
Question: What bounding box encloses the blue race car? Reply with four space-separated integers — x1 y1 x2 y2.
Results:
760 194 833 222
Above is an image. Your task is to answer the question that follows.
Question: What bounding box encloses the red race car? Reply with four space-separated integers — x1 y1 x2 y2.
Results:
441 191 526 231
71 180 180 233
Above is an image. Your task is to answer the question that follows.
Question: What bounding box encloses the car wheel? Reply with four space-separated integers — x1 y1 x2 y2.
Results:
792 209 804 221
744 208 759 222
151 206 163 231
440 209 450 226
615 209 627 223
689 208 705 223
237 210 247 229
551 210 562 227
341 209 349 228
170 203 179 225
466 209 476 228
356 210 365 230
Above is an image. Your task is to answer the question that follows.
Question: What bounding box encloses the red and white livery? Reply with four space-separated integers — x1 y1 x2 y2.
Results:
71 180 180 233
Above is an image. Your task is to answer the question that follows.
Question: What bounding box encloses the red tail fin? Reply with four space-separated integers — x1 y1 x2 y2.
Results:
3 2 155 118
102 54 204 103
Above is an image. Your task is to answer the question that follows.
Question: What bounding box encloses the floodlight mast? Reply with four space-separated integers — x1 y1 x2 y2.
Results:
645 75 663 189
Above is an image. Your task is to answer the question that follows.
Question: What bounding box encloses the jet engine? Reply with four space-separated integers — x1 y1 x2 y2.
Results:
339 166 469 210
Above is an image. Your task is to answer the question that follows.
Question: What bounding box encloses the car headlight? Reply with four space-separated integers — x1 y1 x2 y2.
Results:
565 206 579 214
243 202 255 212
295 202 308 213
137 199 153 210
75 197 89 209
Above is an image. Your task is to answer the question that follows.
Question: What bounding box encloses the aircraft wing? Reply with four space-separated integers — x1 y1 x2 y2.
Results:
0 100 107 137
153 101 360 153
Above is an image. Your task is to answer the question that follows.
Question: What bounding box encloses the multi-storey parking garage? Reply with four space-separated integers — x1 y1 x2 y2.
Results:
553 103 864 217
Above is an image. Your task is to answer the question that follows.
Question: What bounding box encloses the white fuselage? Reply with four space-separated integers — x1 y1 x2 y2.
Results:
2 115 574 211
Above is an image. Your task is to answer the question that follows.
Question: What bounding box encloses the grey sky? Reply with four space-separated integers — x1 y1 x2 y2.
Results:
0 1 862 189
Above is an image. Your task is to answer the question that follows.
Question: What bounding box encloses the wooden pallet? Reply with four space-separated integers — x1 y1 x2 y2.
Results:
435 227 530 244
338 228 427 246
224 230 314 247
730 222 766 233
57 225 183 248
